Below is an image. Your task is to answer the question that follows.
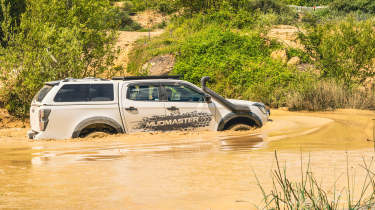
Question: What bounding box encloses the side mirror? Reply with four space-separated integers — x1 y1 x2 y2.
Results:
204 95 212 103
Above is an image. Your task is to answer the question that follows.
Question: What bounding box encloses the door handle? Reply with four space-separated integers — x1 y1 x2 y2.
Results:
167 106 179 111
125 106 137 111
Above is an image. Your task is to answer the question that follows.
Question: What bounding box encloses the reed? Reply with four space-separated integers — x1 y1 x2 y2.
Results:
256 151 375 209
287 80 375 111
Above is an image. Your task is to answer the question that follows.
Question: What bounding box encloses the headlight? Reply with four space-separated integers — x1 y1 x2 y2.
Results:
253 103 267 114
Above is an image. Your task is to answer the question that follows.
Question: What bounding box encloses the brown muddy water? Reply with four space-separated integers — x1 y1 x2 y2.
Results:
0 109 375 209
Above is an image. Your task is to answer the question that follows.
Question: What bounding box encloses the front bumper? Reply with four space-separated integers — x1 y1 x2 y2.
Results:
266 106 271 116
27 130 38 139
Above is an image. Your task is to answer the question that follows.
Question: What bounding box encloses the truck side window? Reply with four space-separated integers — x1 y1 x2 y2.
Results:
54 84 89 102
164 85 204 102
127 85 159 101
90 84 114 101
54 84 114 102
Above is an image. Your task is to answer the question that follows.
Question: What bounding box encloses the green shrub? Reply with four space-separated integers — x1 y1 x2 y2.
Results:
330 0 375 14
172 27 306 106
0 0 120 117
281 0 332 6
127 0 149 12
157 0 177 14
286 48 311 63
300 11 319 24
113 7 142 31
299 17 375 88
121 1 135 12
0 0 25 47
246 0 292 14
126 8 290 75
173 28 270 81
177 0 296 18
240 61 312 107
126 0 178 14
156 20 167 29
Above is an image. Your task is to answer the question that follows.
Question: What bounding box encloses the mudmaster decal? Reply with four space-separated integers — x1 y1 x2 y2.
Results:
136 111 213 131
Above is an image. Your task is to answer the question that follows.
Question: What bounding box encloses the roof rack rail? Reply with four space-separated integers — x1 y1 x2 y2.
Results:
112 75 181 81
62 77 108 82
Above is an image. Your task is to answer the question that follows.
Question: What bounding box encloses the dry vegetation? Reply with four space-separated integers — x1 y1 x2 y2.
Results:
0 109 28 128
257 152 375 209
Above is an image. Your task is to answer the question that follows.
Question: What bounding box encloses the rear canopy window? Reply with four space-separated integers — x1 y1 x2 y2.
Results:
54 84 114 102
33 85 53 102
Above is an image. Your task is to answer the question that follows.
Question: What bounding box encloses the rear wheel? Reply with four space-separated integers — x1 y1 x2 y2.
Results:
78 123 117 138
228 123 253 131
84 131 109 139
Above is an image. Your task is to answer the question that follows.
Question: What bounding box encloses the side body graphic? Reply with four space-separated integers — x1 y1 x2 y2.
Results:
136 111 213 131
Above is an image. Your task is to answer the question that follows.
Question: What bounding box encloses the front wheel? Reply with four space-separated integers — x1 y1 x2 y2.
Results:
228 123 253 131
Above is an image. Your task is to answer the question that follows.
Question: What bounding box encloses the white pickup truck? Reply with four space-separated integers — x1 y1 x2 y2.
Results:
28 76 270 140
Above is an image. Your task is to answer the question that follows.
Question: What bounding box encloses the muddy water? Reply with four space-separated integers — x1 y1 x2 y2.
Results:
0 109 375 209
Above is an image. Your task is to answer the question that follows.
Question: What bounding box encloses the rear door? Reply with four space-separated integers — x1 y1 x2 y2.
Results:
161 83 217 131
120 82 166 133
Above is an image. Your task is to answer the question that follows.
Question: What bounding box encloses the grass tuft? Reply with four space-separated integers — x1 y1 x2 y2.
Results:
256 151 375 209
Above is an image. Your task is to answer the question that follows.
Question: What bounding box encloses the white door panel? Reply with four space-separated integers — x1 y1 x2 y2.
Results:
120 83 165 133
164 101 217 131
162 84 217 131
122 101 166 132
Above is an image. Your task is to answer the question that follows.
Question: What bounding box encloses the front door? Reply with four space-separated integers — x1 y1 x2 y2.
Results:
162 84 217 131
121 83 166 133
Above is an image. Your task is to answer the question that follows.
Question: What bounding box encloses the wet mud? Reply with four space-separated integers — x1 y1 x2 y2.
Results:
0 109 375 209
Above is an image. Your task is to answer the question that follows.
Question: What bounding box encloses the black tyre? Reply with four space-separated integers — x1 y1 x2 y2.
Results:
228 123 253 131
79 125 117 138
84 131 109 138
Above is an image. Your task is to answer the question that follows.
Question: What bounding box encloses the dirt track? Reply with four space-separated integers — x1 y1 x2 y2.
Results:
113 30 164 76
111 8 168 76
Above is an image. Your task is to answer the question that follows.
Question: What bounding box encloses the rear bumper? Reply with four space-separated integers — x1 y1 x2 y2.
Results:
27 129 71 140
